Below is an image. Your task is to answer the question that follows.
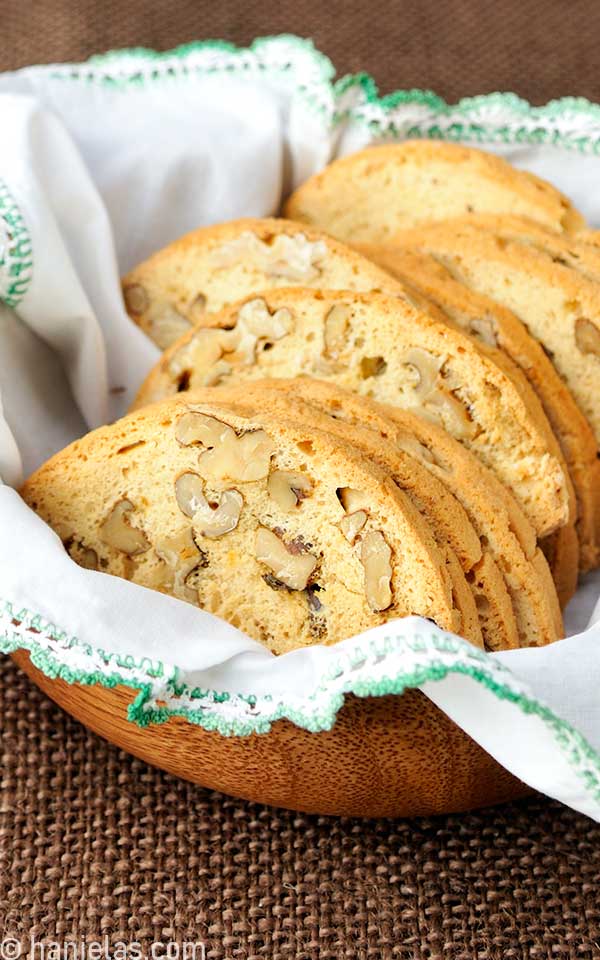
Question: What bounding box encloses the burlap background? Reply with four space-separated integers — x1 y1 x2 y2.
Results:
3 0 600 102
2 1 600 956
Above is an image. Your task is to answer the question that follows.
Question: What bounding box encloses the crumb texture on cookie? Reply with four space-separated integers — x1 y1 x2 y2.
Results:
134 288 572 541
121 217 405 350
21 397 464 655
356 239 599 574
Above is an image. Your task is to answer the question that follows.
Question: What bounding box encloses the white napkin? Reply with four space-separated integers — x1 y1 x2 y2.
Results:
1 37 600 820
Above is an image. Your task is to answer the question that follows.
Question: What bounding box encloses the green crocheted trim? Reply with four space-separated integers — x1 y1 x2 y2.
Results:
0 178 33 307
2 598 600 808
42 36 600 152
48 36 336 117
336 74 600 153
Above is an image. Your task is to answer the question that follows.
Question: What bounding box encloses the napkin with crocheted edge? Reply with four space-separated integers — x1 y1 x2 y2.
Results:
1 36 600 820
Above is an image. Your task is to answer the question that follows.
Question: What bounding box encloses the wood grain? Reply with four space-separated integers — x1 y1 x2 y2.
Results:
11 649 531 817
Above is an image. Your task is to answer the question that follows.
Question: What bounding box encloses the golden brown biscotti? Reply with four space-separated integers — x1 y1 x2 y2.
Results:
215 378 562 645
133 288 572 540
355 242 590 586
197 385 504 649
390 220 600 443
376 228 600 575
283 141 585 242
541 525 580 610
121 217 407 350
20 397 466 654
447 214 600 283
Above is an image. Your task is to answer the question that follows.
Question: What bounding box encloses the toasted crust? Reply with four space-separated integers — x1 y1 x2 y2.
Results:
133 288 572 540
283 141 585 241
21 396 464 654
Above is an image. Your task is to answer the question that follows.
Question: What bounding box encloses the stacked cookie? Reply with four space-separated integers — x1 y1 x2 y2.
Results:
23 142 600 655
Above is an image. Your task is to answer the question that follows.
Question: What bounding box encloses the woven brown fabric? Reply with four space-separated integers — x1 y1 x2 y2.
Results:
2 0 600 103
1 655 599 957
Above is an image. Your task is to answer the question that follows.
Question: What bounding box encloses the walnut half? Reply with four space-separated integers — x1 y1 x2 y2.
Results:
175 412 275 482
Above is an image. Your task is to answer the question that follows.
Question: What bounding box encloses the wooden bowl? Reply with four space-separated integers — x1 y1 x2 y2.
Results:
11 648 531 817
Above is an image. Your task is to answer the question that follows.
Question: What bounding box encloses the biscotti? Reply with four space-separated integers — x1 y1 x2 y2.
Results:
212 378 562 645
283 141 585 241
355 241 592 585
121 217 406 349
133 288 572 540
202 385 502 649
21 396 469 654
375 228 600 575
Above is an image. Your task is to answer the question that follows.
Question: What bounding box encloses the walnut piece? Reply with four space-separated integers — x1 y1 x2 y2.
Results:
267 470 312 511
360 530 393 611
209 231 328 281
401 348 475 438
323 304 351 359
175 472 206 518
175 411 230 447
168 298 294 389
337 488 369 543
469 315 497 347
175 410 274 481
123 283 149 316
256 527 317 591
100 499 150 555
155 527 205 599
575 317 600 358
339 510 368 543
402 348 443 398
176 472 243 538
194 489 244 539
425 390 475 440
65 538 98 570
337 487 370 513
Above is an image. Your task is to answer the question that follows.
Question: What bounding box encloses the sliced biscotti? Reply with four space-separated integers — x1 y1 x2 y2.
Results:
356 242 591 581
201 384 494 648
390 220 600 442
283 141 584 242
218 378 562 646
382 226 600 572
121 217 408 349
447 214 600 283
133 288 572 540
21 396 466 654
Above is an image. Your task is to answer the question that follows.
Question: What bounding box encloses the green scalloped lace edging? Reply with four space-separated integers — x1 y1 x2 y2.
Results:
0 178 33 308
45 36 336 119
2 599 600 808
28 35 600 153
335 74 600 153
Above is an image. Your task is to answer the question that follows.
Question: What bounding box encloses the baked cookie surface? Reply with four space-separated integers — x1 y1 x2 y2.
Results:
376 228 600 575
216 378 562 646
21 396 464 654
283 141 584 242
121 217 405 349
133 288 572 541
